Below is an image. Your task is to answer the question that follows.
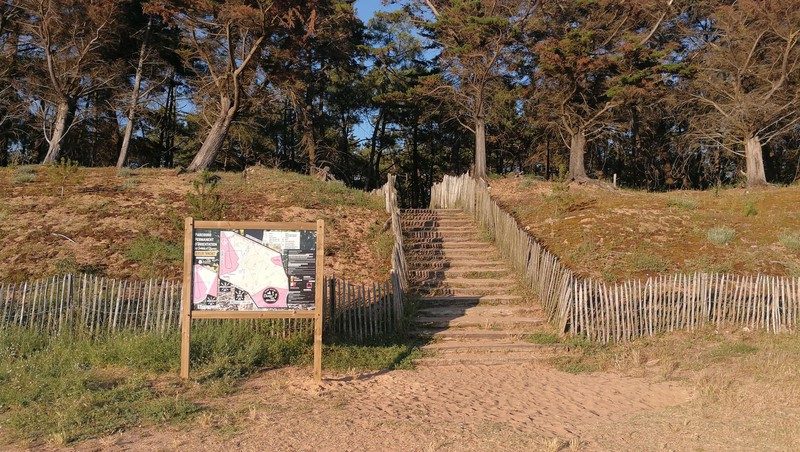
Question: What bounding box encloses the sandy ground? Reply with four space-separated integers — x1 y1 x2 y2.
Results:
63 364 691 452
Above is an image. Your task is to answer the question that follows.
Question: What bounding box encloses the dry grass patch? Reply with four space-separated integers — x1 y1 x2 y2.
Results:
0 167 390 283
574 330 800 450
490 177 800 281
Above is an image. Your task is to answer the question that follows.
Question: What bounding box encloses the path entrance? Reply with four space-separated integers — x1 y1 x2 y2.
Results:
402 208 560 366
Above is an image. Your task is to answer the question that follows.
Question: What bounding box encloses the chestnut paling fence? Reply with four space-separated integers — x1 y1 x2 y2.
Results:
0 176 409 342
430 173 800 342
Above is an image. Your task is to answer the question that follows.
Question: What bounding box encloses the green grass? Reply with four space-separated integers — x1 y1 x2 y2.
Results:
323 343 420 371
627 251 669 273
549 356 600 374
526 332 560 345
779 231 800 251
667 196 698 210
706 341 758 361
0 323 419 445
0 329 198 445
707 226 736 245
125 235 182 276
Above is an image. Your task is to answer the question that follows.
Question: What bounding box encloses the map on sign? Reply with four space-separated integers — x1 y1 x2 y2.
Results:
192 228 317 311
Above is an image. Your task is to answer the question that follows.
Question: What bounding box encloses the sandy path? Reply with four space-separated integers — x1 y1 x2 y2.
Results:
71 363 691 451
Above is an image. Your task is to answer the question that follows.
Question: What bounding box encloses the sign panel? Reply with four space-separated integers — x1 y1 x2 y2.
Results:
180 219 324 382
191 228 317 311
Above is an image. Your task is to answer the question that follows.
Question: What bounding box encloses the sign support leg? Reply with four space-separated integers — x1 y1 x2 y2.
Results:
314 219 325 383
180 217 194 380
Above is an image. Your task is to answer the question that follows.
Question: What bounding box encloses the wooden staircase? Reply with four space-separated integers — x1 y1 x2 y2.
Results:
402 209 560 366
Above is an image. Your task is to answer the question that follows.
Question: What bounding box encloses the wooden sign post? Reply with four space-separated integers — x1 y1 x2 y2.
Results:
180 219 324 382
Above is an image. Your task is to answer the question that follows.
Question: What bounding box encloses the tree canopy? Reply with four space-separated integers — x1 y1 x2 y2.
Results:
2 0 800 202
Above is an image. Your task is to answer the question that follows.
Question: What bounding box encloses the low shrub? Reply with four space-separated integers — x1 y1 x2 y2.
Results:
13 165 37 184
743 200 758 217
43 159 85 196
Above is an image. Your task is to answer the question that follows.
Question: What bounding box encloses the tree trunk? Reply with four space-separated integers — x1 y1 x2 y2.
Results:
474 116 487 179
411 120 420 207
42 99 76 164
568 128 589 181
744 134 767 187
545 135 551 180
187 99 236 172
117 20 152 169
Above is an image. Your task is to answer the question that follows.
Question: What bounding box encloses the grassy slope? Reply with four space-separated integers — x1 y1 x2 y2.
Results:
0 166 392 283
0 326 417 446
490 176 800 282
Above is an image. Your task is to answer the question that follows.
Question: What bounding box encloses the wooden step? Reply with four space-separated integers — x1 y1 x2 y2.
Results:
409 260 508 268
414 278 518 289
417 305 541 318
404 227 476 233
407 242 496 250
401 219 475 227
413 316 545 329
418 287 517 297
418 294 525 305
414 353 552 367
410 268 512 278
422 340 561 353
409 328 532 341
406 250 503 259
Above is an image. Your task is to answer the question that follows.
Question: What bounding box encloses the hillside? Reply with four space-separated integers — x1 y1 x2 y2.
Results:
0 166 392 283
489 176 800 282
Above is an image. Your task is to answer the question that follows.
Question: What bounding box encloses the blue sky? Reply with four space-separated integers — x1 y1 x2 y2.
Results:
354 0 390 23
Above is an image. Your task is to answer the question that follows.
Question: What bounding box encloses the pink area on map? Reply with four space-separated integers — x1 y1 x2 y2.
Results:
252 287 289 309
192 265 218 304
271 255 283 267
219 232 240 274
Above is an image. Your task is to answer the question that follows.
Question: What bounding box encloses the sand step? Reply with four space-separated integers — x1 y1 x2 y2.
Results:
404 227 476 234
418 287 518 297
418 294 525 305
407 242 496 250
421 340 560 353
406 254 504 262
401 219 475 227
405 238 489 245
414 353 554 367
410 269 512 279
414 278 518 289
409 259 508 270
417 305 541 318
413 316 545 329
409 328 533 341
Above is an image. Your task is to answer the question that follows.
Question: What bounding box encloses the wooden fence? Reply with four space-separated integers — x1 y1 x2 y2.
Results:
430 173 800 342
0 176 408 342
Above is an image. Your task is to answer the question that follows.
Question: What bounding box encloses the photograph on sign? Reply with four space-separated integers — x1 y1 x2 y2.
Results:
192 228 317 311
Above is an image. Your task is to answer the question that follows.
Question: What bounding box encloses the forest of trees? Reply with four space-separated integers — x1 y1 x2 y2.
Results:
1 0 799 205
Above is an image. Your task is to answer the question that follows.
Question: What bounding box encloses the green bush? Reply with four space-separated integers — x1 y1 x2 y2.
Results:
707 226 736 245
743 200 758 217
187 171 226 220
44 159 85 196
